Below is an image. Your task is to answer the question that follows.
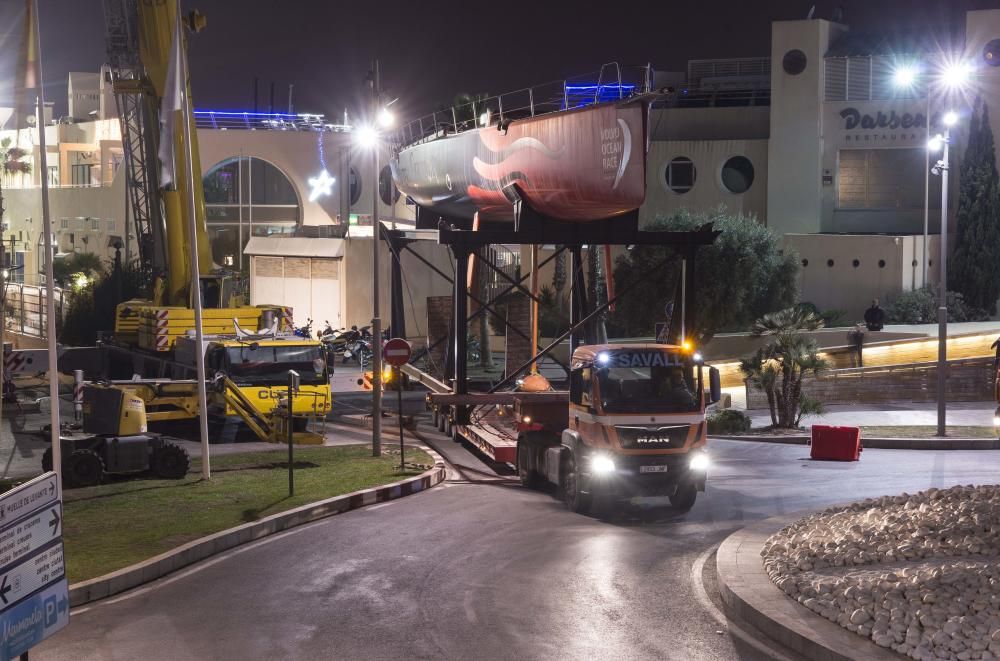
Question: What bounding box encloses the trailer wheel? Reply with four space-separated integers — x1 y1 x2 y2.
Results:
152 443 191 480
65 449 104 488
562 455 592 514
517 445 542 489
670 482 698 512
41 448 53 473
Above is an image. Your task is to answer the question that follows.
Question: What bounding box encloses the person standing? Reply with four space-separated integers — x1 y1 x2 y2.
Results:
848 323 866 367
864 298 885 332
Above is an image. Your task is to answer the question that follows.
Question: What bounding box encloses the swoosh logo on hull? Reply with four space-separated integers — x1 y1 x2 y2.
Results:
613 118 631 190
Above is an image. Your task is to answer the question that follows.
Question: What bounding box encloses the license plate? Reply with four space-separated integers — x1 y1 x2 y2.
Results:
639 465 668 474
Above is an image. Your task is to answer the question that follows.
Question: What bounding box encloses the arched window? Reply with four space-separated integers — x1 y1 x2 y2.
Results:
203 157 300 267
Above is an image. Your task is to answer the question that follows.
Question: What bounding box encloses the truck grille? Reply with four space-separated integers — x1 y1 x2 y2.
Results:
615 425 691 450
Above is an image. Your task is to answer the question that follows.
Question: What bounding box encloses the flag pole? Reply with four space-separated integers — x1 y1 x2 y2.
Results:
174 9 211 478
32 0 61 484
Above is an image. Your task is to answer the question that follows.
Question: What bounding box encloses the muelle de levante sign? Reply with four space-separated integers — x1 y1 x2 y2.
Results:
839 107 936 130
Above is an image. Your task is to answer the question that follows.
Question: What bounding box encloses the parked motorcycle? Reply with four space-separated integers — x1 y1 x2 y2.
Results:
293 318 314 338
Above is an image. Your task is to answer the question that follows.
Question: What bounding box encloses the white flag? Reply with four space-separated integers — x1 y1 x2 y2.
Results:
157 12 184 189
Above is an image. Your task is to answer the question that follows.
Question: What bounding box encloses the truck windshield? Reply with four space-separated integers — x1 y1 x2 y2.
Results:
226 344 327 386
596 351 698 413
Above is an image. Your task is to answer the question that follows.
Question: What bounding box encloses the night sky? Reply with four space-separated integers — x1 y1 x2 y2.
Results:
0 0 996 124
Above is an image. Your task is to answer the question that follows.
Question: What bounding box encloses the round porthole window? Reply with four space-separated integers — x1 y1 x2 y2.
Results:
878 259 886 268
379 165 400 206
349 166 362 205
782 49 808 75
827 259 835 267
721 156 754 194
984 39 1000 67
801 258 809 267
852 259 860 268
664 157 696 194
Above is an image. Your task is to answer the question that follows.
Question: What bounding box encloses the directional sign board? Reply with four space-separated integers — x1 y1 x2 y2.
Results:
382 338 411 367
0 473 68 660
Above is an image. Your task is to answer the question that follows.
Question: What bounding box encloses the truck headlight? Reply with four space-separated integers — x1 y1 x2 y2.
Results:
591 454 616 475
689 451 710 472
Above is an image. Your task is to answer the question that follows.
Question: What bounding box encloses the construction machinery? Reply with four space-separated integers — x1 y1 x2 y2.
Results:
93 0 330 434
42 384 191 488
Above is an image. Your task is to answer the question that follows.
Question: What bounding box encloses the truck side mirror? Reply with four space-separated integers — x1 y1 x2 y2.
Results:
709 366 721 404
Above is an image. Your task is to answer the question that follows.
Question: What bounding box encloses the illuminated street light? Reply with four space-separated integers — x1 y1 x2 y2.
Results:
928 135 944 152
893 64 918 89
943 110 959 126
355 125 378 149
377 107 395 128
941 61 973 89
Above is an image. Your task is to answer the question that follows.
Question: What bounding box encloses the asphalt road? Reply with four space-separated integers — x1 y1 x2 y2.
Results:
36 431 1000 661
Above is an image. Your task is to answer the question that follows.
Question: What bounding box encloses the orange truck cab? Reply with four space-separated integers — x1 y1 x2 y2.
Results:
516 343 720 514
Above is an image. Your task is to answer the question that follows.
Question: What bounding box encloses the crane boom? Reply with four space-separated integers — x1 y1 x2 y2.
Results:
102 0 214 306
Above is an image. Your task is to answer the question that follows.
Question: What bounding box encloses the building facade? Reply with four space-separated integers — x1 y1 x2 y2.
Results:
641 8 1000 318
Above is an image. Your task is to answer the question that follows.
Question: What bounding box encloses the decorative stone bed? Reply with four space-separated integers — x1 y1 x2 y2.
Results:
762 485 1000 661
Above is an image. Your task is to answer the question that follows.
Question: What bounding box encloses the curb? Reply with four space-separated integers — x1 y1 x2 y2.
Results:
713 435 1000 450
717 516 902 661
68 446 447 608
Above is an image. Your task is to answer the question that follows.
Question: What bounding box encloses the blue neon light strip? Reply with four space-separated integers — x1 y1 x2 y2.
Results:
564 84 636 91
193 110 308 118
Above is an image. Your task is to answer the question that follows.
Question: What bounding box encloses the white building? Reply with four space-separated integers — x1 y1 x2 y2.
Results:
0 78 446 334
642 8 1000 318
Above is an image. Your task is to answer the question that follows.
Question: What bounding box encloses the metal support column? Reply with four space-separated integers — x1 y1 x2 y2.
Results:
569 247 590 350
389 237 407 339
453 247 470 424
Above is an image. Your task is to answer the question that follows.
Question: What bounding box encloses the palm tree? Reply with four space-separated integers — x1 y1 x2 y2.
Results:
0 137 31 223
739 306 828 428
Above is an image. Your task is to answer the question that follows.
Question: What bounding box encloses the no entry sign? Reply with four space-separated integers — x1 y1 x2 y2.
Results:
382 338 411 367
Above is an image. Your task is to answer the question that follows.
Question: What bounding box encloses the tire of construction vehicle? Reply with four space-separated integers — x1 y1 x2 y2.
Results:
41 447 53 473
670 481 698 512
65 449 104 488
561 454 592 514
517 433 548 489
152 443 191 480
517 445 542 489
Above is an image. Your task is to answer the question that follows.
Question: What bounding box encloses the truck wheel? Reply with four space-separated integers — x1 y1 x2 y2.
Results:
670 482 698 512
41 448 53 473
65 449 104 488
517 445 541 489
152 443 191 480
562 455 592 514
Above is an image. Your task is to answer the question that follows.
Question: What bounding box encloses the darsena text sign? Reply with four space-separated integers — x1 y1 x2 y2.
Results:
830 103 946 149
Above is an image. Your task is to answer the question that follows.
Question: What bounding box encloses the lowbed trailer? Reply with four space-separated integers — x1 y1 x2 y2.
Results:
420 344 721 514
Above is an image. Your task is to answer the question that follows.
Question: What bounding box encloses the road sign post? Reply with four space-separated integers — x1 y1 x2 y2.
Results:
382 339 412 472
0 472 68 660
287 370 300 498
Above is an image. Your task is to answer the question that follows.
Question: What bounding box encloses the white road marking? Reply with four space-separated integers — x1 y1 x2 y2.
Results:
690 545 797 661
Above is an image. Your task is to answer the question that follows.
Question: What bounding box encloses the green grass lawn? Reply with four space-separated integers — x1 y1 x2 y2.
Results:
59 444 433 583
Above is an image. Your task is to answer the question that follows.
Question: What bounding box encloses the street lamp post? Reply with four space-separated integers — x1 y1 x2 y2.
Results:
930 111 958 436
359 62 395 458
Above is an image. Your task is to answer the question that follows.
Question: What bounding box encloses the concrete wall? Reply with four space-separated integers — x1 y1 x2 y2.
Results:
786 233 942 319
648 106 770 141
341 236 453 344
641 139 768 225
766 19 845 235
198 130 412 227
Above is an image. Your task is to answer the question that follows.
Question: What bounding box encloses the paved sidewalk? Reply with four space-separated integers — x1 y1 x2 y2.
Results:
746 401 995 428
